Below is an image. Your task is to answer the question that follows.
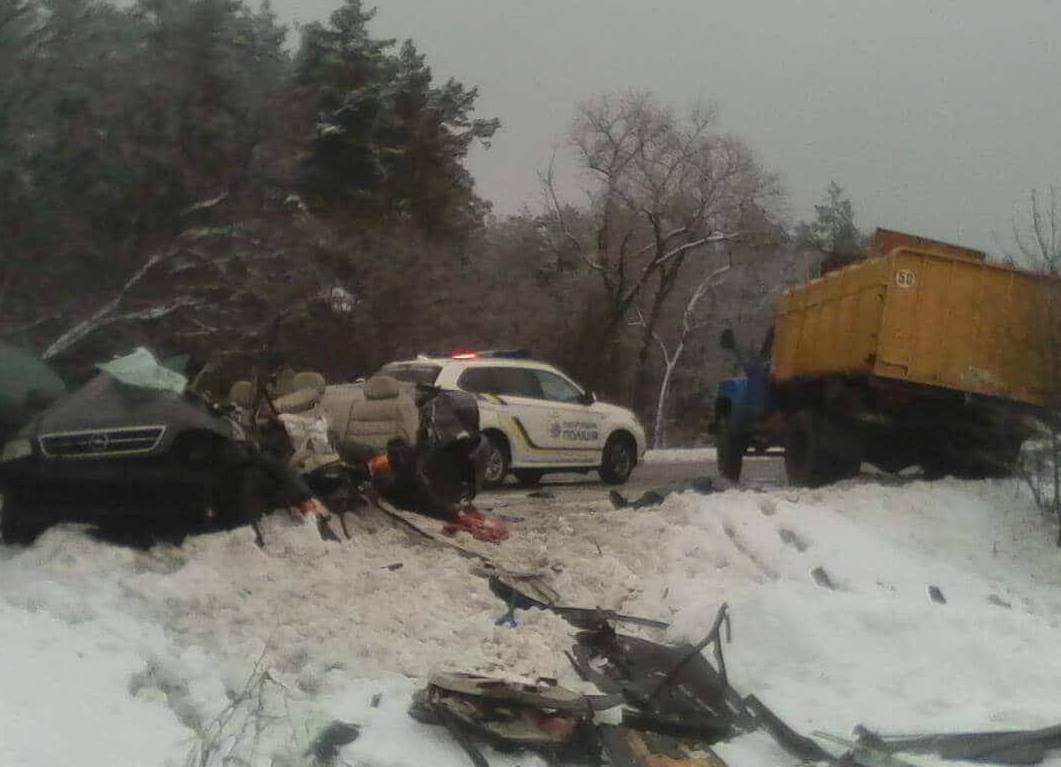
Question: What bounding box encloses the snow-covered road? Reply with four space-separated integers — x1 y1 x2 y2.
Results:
3 459 1061 766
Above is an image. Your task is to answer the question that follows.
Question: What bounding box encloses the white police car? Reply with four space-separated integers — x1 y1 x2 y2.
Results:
378 351 646 487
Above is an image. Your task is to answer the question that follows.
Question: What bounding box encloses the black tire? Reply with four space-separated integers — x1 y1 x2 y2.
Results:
1 491 49 545
716 414 749 482
482 432 510 489
599 433 636 485
513 469 546 487
784 409 861 487
920 432 1023 480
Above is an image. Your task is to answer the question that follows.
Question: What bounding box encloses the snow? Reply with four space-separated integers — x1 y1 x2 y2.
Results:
644 446 717 463
3 478 1061 765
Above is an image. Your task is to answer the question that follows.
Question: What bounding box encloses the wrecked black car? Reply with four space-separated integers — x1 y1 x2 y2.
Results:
0 349 264 543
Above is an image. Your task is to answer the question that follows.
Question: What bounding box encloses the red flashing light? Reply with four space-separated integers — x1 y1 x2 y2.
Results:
451 352 479 360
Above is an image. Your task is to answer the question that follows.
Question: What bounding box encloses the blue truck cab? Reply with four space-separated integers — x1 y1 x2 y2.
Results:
711 328 776 480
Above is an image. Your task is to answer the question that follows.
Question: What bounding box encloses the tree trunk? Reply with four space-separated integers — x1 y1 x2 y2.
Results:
653 360 676 449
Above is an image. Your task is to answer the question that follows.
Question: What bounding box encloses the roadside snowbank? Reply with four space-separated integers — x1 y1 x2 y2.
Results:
643 446 717 463
3 477 1061 766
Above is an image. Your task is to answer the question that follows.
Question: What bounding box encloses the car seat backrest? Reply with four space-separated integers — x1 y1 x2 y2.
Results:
273 371 328 415
269 368 296 399
228 380 254 407
292 371 326 396
343 375 419 453
320 382 365 439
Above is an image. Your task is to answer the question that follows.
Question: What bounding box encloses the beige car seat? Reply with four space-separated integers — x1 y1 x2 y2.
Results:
341 375 420 456
273 371 327 414
227 380 254 407
320 382 366 440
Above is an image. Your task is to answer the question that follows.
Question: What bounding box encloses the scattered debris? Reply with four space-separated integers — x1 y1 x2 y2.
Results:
987 594 1012 609
487 572 668 629
382 562 404 571
743 695 833 763
853 722 1061 765
409 673 594 765
569 609 748 743
527 490 555 499
598 725 730 766
929 585 947 604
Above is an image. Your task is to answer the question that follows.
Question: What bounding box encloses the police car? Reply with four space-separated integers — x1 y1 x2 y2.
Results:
378 351 646 487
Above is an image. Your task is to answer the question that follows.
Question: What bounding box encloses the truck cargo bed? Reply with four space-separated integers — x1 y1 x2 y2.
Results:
772 231 1061 409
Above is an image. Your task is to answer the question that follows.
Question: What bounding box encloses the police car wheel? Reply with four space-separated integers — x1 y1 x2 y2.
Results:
599 434 635 485
482 432 510 488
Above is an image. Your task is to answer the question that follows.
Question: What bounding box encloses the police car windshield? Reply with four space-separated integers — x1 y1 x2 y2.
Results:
377 363 441 385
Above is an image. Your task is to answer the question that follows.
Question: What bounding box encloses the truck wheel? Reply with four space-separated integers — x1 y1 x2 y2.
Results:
716 415 748 482
1 491 49 544
784 409 861 487
599 433 636 485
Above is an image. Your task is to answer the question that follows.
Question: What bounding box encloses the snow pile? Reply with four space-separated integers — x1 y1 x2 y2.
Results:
605 479 1061 764
3 477 1061 765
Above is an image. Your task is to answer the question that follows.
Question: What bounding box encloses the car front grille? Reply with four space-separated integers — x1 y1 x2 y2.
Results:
39 426 167 459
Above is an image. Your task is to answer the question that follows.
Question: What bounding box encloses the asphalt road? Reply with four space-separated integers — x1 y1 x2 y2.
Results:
481 450 787 507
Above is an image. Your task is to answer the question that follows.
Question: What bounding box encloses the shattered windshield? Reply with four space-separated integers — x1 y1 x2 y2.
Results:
3 1 1061 766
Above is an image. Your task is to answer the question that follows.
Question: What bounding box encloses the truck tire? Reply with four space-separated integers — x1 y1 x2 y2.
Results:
784 409 861 487
921 432 1023 480
716 414 749 482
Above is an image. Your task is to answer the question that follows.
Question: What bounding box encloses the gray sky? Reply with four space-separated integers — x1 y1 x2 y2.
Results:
274 0 1061 253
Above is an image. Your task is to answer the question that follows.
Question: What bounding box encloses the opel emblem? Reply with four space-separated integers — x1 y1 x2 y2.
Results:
88 433 110 452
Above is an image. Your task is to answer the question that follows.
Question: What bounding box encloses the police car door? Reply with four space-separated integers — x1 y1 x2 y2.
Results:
517 368 605 462
479 367 584 464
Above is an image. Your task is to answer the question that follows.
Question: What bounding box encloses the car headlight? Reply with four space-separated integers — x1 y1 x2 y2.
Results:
1 438 32 463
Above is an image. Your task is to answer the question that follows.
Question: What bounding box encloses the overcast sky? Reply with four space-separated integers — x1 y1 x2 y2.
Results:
273 0 1061 253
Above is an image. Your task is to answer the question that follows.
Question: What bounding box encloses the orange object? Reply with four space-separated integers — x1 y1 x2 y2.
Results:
367 454 391 477
442 510 510 543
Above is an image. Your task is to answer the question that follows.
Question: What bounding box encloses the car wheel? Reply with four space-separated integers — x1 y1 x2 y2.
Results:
599 433 636 485
1 490 49 545
482 432 510 488
513 469 545 487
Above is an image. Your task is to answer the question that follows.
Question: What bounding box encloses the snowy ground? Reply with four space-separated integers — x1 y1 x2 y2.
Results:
3 461 1061 766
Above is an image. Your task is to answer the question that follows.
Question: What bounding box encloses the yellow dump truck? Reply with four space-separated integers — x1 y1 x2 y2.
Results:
714 229 1061 486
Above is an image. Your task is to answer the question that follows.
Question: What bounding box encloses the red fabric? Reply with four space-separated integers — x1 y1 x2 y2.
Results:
442 509 510 544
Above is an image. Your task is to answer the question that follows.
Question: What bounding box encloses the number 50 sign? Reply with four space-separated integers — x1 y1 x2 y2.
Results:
895 269 917 288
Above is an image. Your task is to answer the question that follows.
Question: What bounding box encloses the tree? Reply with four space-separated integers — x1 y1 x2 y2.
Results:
544 90 782 395
1012 187 1061 275
796 181 866 266
632 257 731 448
1010 187 1061 543
294 0 499 240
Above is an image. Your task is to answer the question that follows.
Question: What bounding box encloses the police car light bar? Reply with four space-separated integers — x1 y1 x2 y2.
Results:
442 349 533 360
